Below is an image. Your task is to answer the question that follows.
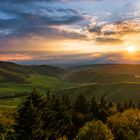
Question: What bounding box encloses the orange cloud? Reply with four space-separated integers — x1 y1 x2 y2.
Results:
0 53 33 61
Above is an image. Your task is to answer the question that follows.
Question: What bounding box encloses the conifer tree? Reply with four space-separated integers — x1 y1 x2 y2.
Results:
98 96 108 122
74 93 89 114
14 90 46 140
117 103 124 112
108 102 113 108
90 96 99 119
43 95 73 139
128 99 135 109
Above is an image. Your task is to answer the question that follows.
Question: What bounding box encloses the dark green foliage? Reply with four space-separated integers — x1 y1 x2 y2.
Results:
6 88 140 140
97 96 109 122
108 102 113 108
123 101 129 110
74 94 89 114
137 99 140 109
14 90 45 140
61 95 71 110
117 100 136 113
90 96 116 122
128 99 135 108
117 103 124 112
43 95 73 139
14 90 74 140
90 96 99 119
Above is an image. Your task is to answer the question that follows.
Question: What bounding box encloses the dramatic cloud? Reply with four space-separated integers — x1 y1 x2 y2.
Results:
0 0 140 64
0 1 86 41
85 20 140 44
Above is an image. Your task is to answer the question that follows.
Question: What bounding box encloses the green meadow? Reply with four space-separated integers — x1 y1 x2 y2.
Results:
1 62 140 107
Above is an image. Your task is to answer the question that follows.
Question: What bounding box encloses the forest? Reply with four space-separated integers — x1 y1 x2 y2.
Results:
1 89 140 140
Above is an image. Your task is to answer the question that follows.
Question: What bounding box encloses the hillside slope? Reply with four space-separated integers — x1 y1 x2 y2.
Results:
64 70 140 84
56 82 140 103
69 64 140 75
0 61 66 83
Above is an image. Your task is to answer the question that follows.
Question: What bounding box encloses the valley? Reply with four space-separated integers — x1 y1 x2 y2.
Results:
0 61 140 107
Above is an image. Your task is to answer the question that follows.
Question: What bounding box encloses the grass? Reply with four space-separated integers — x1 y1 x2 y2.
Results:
0 83 32 94
0 75 78 95
0 74 79 107
27 74 78 91
56 82 140 103
64 70 140 84
0 97 24 106
1 62 140 107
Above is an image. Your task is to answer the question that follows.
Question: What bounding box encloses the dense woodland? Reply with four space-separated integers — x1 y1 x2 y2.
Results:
1 89 140 140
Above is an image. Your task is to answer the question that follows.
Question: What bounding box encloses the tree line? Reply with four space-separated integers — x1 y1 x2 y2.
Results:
1 89 140 140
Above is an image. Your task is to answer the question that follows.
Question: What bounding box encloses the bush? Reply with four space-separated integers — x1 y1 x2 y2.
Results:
107 109 140 140
75 120 114 140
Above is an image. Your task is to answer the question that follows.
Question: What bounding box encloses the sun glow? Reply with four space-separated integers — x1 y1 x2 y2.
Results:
127 46 136 53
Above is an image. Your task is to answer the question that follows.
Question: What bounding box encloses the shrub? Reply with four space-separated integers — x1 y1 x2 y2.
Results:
107 109 140 140
75 120 114 140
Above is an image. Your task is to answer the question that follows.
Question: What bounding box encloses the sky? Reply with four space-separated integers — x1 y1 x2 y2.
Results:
0 0 140 65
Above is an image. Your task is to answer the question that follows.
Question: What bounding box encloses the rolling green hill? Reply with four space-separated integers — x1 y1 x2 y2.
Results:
0 61 66 83
60 64 140 103
0 61 77 106
56 82 140 103
69 64 140 75
1 61 140 106
63 70 140 84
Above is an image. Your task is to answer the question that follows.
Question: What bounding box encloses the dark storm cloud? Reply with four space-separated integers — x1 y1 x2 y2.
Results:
0 1 85 40
0 0 139 46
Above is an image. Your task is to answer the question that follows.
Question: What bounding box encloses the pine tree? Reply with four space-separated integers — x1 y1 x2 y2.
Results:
128 99 135 109
100 96 107 109
117 103 124 112
61 95 71 110
43 95 73 139
108 102 113 108
98 96 108 122
14 90 46 140
74 94 89 114
90 96 99 119
137 99 140 109
123 101 129 110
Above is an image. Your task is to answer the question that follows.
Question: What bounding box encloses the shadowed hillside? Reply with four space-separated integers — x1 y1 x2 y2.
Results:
0 61 66 83
69 64 140 75
1 62 140 106
63 70 140 84
0 61 76 106
56 82 140 103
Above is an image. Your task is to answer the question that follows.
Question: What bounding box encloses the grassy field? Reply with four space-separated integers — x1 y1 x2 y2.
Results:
56 82 140 103
1 62 140 107
27 74 78 91
0 97 24 106
0 74 79 107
